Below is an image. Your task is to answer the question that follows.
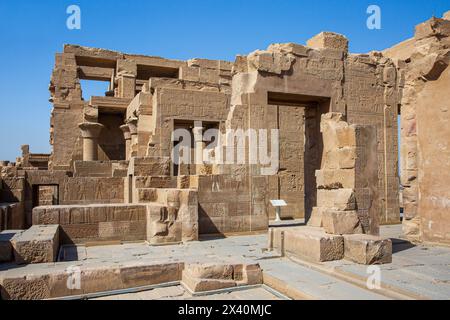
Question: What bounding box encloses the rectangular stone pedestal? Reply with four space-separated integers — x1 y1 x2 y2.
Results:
274 226 344 262
11 225 59 264
344 234 392 265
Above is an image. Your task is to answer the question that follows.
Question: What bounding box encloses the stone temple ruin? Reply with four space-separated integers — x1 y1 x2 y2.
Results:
0 12 449 300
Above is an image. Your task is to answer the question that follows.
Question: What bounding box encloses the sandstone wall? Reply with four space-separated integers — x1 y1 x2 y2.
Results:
33 204 147 244
385 13 450 244
228 37 401 224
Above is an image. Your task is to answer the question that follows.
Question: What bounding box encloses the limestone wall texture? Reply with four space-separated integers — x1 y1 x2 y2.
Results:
385 12 450 244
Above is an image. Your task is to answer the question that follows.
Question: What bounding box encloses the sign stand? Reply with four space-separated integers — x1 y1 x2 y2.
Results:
270 200 287 222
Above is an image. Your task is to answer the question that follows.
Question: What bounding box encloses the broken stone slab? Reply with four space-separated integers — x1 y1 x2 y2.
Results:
274 226 344 262
344 234 392 265
11 225 59 264
0 230 23 262
317 188 356 210
322 211 363 235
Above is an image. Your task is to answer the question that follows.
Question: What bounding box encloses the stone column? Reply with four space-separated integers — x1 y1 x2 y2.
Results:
78 122 104 161
120 124 131 160
127 118 138 158
192 122 211 175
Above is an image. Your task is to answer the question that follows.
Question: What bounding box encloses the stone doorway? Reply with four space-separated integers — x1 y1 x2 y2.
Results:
267 92 330 221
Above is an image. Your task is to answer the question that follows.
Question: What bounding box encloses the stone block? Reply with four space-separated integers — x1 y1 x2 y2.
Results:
0 230 23 262
182 275 236 293
307 207 327 227
444 11 450 20
11 225 59 264
322 210 363 235
344 234 392 264
307 32 349 51
415 17 450 40
181 263 262 293
338 147 357 169
275 226 344 262
336 126 356 148
73 161 112 177
316 169 355 189
317 189 356 210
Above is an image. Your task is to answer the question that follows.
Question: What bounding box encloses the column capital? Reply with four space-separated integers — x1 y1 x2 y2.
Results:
78 122 104 139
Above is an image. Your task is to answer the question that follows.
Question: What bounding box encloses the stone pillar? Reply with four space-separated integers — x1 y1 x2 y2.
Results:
120 124 131 160
116 59 137 98
78 122 104 161
192 123 204 175
127 118 138 158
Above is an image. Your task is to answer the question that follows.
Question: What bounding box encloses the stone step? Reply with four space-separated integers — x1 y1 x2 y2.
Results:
11 225 60 264
272 226 344 262
0 230 23 262
0 260 184 300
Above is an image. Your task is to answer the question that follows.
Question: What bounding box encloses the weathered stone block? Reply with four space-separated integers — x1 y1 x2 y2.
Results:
317 189 356 210
316 169 355 189
181 263 262 293
0 230 23 262
322 210 363 235
344 234 392 264
336 126 356 148
275 227 344 262
307 207 327 227
338 147 357 169
11 225 59 264
307 32 349 51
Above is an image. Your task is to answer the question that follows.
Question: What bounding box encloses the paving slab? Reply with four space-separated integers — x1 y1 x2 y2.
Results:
1 224 449 300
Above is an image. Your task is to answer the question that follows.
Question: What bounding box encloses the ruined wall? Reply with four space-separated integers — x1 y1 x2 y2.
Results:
417 67 450 244
33 204 146 244
49 52 85 170
228 34 401 224
197 175 267 235
309 113 379 235
385 13 450 244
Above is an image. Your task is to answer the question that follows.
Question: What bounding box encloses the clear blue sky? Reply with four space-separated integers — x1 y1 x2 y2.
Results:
0 0 449 161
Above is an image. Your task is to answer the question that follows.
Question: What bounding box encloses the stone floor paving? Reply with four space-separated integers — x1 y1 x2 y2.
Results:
1 222 450 300
92 285 282 300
